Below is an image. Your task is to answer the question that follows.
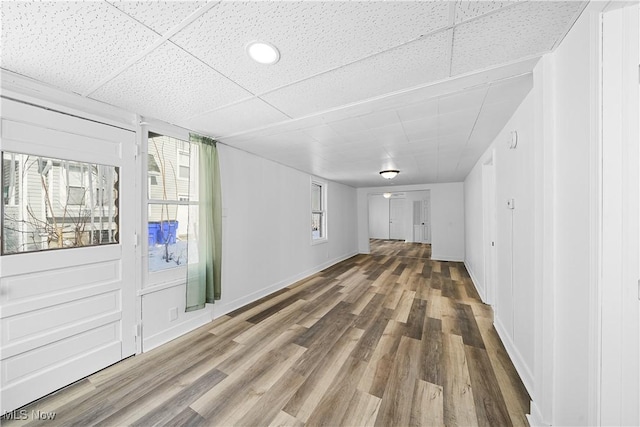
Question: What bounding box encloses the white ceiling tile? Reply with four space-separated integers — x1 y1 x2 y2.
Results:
358 110 401 130
396 99 439 123
384 143 438 158
170 1 450 94
261 30 452 118
438 86 487 114
484 74 533 105
438 108 480 137
402 117 439 140
303 125 343 142
368 123 408 144
327 117 369 135
451 1 585 76
187 98 290 138
454 1 523 24
107 1 208 35
89 42 252 123
1 1 161 94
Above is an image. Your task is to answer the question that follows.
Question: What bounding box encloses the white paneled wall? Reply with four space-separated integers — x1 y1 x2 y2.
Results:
214 144 358 316
465 90 536 392
464 3 640 425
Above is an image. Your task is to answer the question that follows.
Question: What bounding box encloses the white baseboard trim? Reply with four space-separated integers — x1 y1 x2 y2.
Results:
213 251 359 319
431 253 464 262
464 261 487 303
494 317 534 396
143 305 213 352
527 402 549 426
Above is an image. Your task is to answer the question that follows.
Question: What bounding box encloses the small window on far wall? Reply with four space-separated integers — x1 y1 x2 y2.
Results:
311 179 327 243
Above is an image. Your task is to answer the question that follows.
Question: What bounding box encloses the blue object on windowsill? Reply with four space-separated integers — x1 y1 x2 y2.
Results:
148 220 178 245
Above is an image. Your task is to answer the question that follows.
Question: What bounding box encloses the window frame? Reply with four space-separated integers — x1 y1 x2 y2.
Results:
310 177 328 245
143 128 198 287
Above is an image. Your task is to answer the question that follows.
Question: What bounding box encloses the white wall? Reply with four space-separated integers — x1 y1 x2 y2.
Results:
464 161 484 294
357 183 463 261
548 5 601 424
463 3 632 426
214 144 358 316
464 89 536 393
368 195 389 239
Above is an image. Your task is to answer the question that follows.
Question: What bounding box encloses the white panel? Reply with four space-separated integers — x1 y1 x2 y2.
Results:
1 339 120 415
484 74 534 106
185 97 290 138
89 41 253 123
358 110 402 130
0 98 134 146
438 108 482 137
396 99 439 123
0 1 161 94
0 244 121 278
3 323 119 384
107 1 207 34
1 120 121 165
262 30 452 118
3 291 120 344
1 260 119 303
451 1 586 76
438 86 487 115
170 1 450 94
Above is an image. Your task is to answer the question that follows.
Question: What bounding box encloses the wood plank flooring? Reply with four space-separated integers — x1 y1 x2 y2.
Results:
2 239 530 427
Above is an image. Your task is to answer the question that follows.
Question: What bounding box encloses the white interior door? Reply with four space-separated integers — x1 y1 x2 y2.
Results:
421 196 431 244
482 162 497 305
413 198 431 244
389 198 405 240
0 99 136 412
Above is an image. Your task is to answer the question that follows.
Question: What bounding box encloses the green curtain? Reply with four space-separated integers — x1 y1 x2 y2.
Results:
186 134 222 311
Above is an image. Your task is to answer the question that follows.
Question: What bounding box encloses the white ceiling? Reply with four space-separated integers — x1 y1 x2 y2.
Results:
1 1 585 188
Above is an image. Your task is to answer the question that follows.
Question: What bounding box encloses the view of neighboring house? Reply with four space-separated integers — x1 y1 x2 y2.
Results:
2 152 118 254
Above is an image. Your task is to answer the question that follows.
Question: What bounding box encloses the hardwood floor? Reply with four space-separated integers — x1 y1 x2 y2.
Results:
3 239 530 427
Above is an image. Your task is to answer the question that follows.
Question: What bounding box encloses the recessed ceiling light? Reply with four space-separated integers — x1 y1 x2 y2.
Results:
246 41 280 65
379 170 400 180
383 192 392 199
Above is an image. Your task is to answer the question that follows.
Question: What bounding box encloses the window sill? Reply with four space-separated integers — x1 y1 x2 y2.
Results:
311 238 328 246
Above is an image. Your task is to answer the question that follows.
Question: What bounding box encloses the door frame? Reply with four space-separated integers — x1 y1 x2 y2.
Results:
599 3 640 425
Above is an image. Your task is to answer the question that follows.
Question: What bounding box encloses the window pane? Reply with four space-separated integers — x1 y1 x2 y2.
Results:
2 152 119 255
312 212 323 239
148 133 190 201
148 204 190 272
312 183 322 211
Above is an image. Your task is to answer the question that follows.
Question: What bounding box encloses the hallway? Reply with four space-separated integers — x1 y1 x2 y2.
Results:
3 240 529 426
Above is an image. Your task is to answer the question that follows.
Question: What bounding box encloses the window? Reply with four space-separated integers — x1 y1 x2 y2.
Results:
311 179 327 243
1 152 119 254
2 154 19 205
147 132 198 273
178 149 190 180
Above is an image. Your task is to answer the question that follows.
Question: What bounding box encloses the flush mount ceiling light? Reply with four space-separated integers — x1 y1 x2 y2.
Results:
246 41 280 65
383 192 392 199
379 170 400 180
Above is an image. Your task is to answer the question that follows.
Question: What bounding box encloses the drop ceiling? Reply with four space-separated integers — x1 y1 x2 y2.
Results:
1 1 586 187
